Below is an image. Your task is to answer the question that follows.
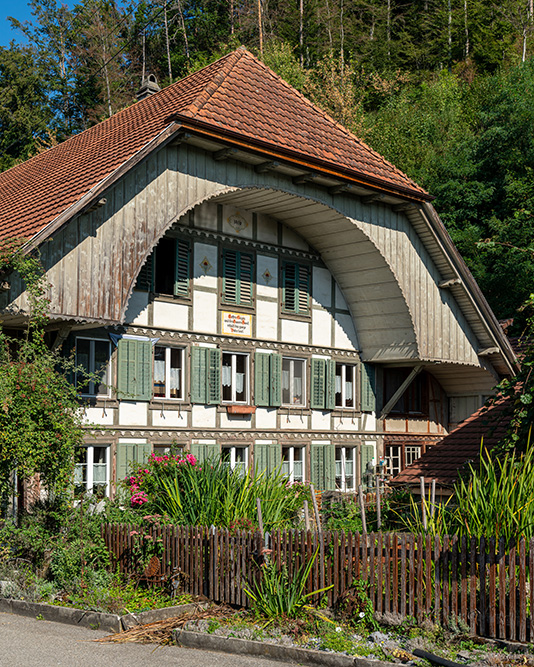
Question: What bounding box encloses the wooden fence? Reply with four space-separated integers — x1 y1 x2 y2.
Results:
102 525 534 642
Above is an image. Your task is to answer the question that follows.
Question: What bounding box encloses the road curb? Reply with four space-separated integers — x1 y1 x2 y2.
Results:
1 598 121 632
121 602 207 630
174 629 398 667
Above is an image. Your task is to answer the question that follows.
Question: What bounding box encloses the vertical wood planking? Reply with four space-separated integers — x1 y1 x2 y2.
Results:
519 539 526 643
489 537 496 638
499 538 506 639
450 536 458 624
469 538 477 635
434 535 441 626
442 535 450 627
408 534 415 619
479 537 487 638
509 544 517 641
392 533 399 615
401 534 407 618
460 536 468 624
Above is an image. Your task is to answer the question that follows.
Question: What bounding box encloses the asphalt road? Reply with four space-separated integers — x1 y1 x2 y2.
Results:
0 611 292 666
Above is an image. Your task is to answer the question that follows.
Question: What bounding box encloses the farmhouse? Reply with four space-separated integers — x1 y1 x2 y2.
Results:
0 48 516 496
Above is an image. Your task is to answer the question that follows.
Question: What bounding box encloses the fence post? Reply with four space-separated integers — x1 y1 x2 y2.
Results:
310 485 325 592
358 485 367 534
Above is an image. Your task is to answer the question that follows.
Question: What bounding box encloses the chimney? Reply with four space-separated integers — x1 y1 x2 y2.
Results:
136 74 161 101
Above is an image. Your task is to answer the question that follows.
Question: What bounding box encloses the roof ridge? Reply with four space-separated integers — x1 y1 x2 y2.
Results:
184 49 245 118
235 48 422 191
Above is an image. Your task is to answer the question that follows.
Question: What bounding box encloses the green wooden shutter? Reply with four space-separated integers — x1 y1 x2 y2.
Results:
116 443 152 481
174 239 190 297
222 250 238 304
297 264 310 314
254 353 271 406
255 443 281 474
310 443 336 491
282 263 297 312
135 252 154 291
207 348 221 405
361 444 375 486
361 363 376 412
326 360 336 410
239 252 254 306
310 358 326 409
190 443 220 463
117 339 152 400
190 347 208 403
270 354 282 407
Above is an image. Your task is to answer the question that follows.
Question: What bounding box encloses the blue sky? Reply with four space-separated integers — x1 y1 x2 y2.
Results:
0 1 76 47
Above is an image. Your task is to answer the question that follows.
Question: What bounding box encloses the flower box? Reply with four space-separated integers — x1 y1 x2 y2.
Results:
226 405 256 415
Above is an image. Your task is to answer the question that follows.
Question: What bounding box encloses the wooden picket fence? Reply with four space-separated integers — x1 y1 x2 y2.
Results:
102 524 534 642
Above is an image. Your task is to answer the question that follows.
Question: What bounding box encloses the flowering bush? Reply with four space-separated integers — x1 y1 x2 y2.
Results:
125 453 309 531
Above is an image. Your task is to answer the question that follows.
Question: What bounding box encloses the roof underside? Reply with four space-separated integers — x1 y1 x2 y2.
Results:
0 48 428 244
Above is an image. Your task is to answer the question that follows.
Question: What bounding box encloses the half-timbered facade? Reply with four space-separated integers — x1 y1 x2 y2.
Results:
0 49 517 495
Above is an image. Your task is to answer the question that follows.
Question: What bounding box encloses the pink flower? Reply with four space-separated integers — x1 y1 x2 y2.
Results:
186 453 197 466
129 530 139 536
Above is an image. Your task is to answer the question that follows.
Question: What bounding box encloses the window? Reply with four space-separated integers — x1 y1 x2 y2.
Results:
335 364 356 408
282 262 310 315
75 338 111 397
74 445 110 497
335 447 356 491
385 443 426 476
146 237 190 296
222 352 249 403
405 445 422 467
383 368 425 415
282 357 305 406
222 249 254 306
222 445 248 475
282 446 305 483
153 346 184 400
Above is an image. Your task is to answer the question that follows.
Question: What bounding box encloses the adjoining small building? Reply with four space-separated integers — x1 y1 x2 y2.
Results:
0 48 517 497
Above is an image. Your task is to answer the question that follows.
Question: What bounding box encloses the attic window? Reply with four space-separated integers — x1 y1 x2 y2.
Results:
135 238 190 297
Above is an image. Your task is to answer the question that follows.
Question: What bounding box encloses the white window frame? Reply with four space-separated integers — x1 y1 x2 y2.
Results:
386 445 402 477
335 363 356 409
335 446 357 492
153 346 185 400
405 445 422 467
74 445 110 497
221 445 249 475
222 352 249 404
75 337 111 398
281 446 305 484
282 357 306 406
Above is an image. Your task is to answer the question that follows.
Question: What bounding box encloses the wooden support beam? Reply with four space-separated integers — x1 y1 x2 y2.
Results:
379 366 423 419
86 198 107 213
169 132 193 146
254 160 280 173
392 202 416 213
292 173 317 185
478 347 500 357
438 277 461 289
213 147 239 161
51 325 72 352
361 193 385 205
328 183 356 195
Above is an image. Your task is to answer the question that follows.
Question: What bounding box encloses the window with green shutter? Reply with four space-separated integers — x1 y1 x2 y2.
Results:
222 249 254 306
310 359 336 410
254 352 282 407
255 443 281 474
117 338 152 400
138 237 191 297
360 363 376 413
116 442 152 482
190 443 220 463
310 442 335 491
282 262 310 315
190 347 221 404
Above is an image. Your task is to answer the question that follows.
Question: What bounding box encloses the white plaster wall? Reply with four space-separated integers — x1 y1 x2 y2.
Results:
124 291 149 326
119 401 148 426
220 413 252 428
311 410 331 431
191 405 217 428
282 414 309 430
152 301 189 330
311 308 332 347
256 299 278 340
281 318 309 344
312 267 332 308
193 290 218 333
361 413 377 431
83 407 115 426
256 214 278 245
255 408 277 429
151 409 189 427
256 255 278 297
193 242 218 289
334 313 359 350
333 415 361 431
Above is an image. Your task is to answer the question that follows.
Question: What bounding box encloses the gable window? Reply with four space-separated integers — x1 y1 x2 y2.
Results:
222 352 249 403
335 447 356 491
222 445 248 475
222 249 254 306
335 363 356 408
282 357 305 406
153 346 184 400
281 446 305 484
282 262 310 315
144 237 190 297
75 338 111 397
383 368 425 415
74 445 110 497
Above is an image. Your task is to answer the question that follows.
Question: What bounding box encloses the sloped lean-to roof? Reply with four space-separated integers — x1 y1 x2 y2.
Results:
0 47 429 245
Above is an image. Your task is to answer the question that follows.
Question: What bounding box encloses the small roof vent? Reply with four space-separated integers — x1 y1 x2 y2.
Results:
136 74 161 101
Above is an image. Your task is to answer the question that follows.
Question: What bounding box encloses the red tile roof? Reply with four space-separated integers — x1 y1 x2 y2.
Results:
0 48 429 244
391 395 512 488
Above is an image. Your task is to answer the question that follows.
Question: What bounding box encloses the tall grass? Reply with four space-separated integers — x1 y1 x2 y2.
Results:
126 454 308 532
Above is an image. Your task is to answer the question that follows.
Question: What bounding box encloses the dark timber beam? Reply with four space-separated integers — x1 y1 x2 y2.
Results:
379 366 423 420
254 160 280 173
213 147 239 161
